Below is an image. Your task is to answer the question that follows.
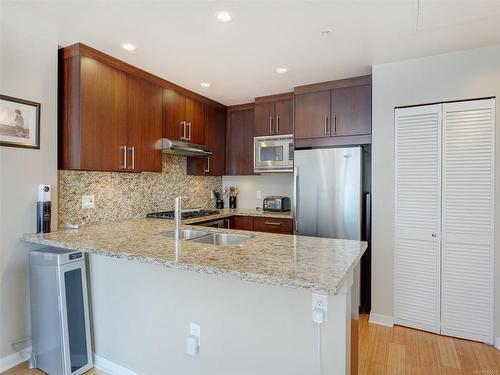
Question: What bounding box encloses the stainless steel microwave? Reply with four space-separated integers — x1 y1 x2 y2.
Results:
254 134 294 173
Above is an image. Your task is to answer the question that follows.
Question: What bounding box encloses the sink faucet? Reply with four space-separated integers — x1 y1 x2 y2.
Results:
174 196 189 235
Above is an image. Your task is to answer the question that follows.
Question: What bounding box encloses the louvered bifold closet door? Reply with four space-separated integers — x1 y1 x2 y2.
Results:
395 105 441 333
441 99 495 344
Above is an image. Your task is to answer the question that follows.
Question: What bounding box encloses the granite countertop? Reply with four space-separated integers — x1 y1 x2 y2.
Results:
22 218 367 295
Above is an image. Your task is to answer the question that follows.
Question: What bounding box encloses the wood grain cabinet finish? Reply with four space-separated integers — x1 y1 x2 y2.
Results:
59 53 163 172
254 93 293 136
232 216 254 231
163 89 205 145
294 75 372 147
226 105 256 175
187 105 227 176
253 217 293 234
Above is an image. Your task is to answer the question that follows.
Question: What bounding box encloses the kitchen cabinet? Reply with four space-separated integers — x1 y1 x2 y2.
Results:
253 217 293 234
254 93 293 136
163 89 205 145
195 218 229 228
294 75 372 147
232 216 254 231
59 51 162 172
226 104 256 175
187 105 226 176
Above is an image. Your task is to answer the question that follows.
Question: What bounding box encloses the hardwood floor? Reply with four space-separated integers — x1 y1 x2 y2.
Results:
1 363 106 375
3 315 499 375
359 314 500 375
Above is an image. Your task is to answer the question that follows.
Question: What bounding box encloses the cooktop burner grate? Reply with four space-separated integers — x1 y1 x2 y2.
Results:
146 209 219 220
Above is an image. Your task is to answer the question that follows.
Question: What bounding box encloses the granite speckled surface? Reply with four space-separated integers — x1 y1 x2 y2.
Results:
22 218 367 295
58 154 222 228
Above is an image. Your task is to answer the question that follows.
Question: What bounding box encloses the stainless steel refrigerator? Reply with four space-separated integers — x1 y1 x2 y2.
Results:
293 146 362 240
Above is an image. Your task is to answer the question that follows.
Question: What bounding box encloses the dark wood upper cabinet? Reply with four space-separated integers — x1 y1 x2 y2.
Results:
331 84 372 137
127 76 163 172
294 75 372 147
226 104 255 175
187 105 226 176
254 93 293 136
294 90 331 140
185 97 205 145
163 89 186 141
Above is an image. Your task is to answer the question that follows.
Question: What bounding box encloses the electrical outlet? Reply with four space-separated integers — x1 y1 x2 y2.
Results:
81 195 95 209
190 322 200 345
256 190 262 200
312 293 328 321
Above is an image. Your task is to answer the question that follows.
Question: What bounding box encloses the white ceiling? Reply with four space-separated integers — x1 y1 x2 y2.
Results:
2 1 500 105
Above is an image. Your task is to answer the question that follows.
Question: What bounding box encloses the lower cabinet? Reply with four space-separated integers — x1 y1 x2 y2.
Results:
192 216 293 235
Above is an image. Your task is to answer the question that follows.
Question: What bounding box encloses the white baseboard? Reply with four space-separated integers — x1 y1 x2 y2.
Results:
495 337 500 350
94 354 140 375
0 351 25 373
369 313 394 327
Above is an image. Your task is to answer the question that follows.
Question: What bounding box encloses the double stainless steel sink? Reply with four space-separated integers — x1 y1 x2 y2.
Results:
160 229 252 246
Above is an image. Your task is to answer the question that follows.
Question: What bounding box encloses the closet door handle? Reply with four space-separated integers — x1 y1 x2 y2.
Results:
120 145 127 169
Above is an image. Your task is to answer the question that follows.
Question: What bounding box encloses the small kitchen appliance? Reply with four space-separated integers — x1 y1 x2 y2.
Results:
254 134 294 173
30 247 93 375
37 184 51 233
263 196 291 212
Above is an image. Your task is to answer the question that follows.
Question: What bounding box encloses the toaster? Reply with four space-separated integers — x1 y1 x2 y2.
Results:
263 196 291 212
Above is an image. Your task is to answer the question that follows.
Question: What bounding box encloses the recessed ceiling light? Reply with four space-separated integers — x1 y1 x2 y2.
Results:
215 10 232 22
200 82 211 88
275 67 288 74
121 42 136 52
321 28 333 37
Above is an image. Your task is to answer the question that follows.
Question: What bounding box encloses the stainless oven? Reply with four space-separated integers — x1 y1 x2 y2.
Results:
254 134 294 173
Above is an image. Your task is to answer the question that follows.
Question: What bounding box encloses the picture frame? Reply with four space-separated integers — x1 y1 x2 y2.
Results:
0 94 40 149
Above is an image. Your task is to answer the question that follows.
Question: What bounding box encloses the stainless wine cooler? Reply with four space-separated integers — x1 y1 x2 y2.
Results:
30 248 93 375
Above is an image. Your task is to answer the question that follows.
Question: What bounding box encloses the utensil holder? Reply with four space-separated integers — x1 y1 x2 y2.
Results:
229 196 237 209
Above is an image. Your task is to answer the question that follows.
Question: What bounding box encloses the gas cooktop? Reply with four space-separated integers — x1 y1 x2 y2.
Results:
146 209 219 220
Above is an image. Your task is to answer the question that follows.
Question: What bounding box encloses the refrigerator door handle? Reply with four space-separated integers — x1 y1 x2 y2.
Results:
293 166 299 232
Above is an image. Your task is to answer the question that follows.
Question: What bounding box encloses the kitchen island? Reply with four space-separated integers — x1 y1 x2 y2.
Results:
22 217 367 375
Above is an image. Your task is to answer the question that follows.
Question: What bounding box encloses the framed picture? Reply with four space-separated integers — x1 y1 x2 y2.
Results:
0 94 40 149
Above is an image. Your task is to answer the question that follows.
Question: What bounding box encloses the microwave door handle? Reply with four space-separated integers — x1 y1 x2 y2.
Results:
293 166 299 233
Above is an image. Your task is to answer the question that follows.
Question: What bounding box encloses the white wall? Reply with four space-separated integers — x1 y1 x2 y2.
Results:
0 23 58 368
371 44 500 336
89 254 352 375
222 174 293 209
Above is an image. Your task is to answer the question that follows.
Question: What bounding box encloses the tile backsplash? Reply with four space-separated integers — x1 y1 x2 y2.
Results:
58 155 222 228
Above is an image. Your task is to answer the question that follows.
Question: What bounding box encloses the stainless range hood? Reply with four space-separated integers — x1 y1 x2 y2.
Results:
161 138 212 157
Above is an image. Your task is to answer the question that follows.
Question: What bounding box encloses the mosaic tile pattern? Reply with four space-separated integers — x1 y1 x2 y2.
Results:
22 218 368 295
58 155 222 228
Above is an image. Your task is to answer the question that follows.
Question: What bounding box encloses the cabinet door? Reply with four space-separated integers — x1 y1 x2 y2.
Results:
441 99 495 344
187 105 226 176
254 102 275 136
127 77 162 172
163 89 186 141
394 104 442 334
226 109 255 175
331 85 371 136
232 216 254 231
294 91 331 139
253 217 293 234
274 99 293 135
80 56 128 171
185 97 205 145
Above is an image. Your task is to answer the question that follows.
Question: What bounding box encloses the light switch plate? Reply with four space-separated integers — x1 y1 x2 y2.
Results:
256 190 262 200
81 195 95 209
190 322 200 345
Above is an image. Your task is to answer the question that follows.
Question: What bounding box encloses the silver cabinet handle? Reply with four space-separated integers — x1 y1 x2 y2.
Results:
186 122 192 141
324 115 329 135
432 233 437 237
269 116 273 134
276 115 279 133
120 145 127 169
204 156 210 173
332 113 337 135
129 146 135 170
263 221 281 226
180 121 186 140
